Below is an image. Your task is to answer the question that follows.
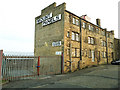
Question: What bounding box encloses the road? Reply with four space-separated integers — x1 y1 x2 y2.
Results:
2 65 120 89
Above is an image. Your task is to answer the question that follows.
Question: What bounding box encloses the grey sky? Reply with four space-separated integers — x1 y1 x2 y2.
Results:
0 0 119 52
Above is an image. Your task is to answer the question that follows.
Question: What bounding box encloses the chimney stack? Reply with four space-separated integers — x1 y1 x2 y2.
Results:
96 18 101 27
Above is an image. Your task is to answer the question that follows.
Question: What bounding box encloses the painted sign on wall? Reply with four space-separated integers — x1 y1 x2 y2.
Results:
52 41 61 47
36 12 62 26
55 51 62 55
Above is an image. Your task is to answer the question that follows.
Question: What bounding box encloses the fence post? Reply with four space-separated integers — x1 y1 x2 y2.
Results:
37 56 40 76
0 50 3 81
61 52 64 74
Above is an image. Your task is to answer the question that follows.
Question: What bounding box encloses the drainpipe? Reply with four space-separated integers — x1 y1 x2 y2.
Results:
80 18 82 61
105 29 108 64
78 18 82 69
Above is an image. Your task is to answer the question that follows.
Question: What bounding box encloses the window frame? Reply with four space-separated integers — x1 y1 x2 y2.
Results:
72 32 75 40
76 19 79 25
72 17 76 24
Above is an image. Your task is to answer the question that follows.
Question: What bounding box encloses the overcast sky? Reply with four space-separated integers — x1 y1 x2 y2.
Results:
0 0 119 52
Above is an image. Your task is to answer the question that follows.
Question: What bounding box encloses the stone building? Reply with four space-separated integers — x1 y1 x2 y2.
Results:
114 38 120 60
34 2 115 73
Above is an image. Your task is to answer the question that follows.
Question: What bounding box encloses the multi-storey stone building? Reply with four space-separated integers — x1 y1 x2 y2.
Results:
114 38 120 60
34 2 114 73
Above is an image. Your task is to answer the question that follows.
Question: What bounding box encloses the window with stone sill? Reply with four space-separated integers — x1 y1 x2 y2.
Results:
72 32 80 41
88 49 91 58
104 52 107 58
76 33 79 41
107 33 109 37
72 32 75 40
72 18 76 24
72 48 75 57
101 40 106 47
91 37 94 44
76 19 79 25
91 26 94 31
67 48 70 56
89 25 91 30
88 37 91 44
110 43 113 48
82 22 86 28
101 31 105 36
67 31 70 37
102 52 107 58
102 51 104 58
96 28 99 33
88 37 94 44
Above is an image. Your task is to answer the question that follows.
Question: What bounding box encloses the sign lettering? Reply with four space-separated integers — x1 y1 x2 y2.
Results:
36 12 61 26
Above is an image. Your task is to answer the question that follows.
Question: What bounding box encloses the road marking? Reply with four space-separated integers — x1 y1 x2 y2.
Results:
32 84 49 88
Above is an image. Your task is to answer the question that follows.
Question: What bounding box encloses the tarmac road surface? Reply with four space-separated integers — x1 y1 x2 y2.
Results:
2 65 120 89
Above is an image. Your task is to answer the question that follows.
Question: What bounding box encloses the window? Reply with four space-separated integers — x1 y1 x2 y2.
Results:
85 49 87 57
104 52 106 58
73 18 75 24
104 41 106 47
89 25 91 30
110 43 113 48
76 49 80 57
88 37 91 44
82 22 86 28
72 32 79 41
89 49 91 58
109 34 113 39
107 33 109 37
72 48 75 57
91 26 94 31
101 31 105 36
102 51 104 58
67 31 70 37
76 19 79 25
88 37 94 44
96 28 99 33
72 32 75 40
76 33 79 41
91 38 94 44
102 52 107 58
102 40 106 47
67 48 70 56
91 50 95 62
75 48 77 57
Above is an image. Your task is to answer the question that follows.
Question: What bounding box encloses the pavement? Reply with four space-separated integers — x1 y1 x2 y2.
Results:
2 64 120 89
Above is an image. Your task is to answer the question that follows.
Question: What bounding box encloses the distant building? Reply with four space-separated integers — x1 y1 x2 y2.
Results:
34 2 115 73
114 38 120 60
